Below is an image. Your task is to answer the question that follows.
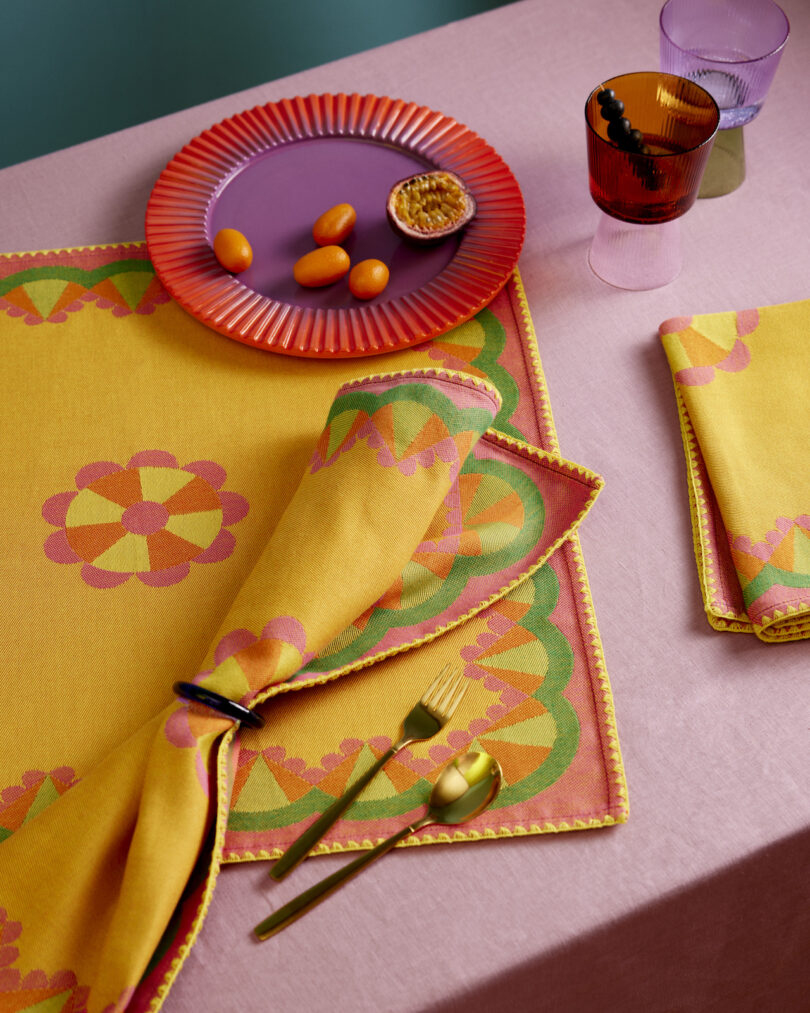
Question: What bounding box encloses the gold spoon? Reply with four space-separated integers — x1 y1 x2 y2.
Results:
254 751 502 940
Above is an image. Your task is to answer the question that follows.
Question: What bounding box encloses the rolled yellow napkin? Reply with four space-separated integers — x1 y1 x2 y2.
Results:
660 299 810 642
0 367 602 1010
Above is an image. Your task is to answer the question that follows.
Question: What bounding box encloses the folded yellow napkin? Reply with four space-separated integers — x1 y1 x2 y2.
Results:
660 299 810 642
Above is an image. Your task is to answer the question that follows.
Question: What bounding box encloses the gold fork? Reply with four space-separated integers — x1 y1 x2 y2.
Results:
268 663 467 880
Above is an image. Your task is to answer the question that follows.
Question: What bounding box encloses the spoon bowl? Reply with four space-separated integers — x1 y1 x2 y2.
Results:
254 751 502 940
426 750 502 822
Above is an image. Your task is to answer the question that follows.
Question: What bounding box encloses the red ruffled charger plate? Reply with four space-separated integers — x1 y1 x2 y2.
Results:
145 93 525 358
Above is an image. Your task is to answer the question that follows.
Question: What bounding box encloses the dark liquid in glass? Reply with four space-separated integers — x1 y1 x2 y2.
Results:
586 74 719 224
588 134 698 223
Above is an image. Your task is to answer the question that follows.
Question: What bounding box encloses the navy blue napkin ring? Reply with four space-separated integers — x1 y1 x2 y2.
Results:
173 681 265 730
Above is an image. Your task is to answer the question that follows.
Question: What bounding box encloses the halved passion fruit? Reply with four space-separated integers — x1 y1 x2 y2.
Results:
387 170 476 243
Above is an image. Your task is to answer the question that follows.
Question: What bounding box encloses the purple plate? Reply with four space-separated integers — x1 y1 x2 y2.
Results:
145 93 526 357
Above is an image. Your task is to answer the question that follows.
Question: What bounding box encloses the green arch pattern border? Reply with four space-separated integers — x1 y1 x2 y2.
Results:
300 450 545 674
0 258 155 298
227 562 577 831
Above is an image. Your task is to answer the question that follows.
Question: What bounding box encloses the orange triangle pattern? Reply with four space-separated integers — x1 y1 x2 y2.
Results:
421 503 451 543
312 744 425 798
4 280 87 321
315 749 366 798
0 784 41 833
465 490 524 529
729 543 766 582
768 530 793 571
0 983 79 1011
679 326 731 368
262 756 314 803
429 342 488 374
476 623 538 661
431 337 486 365
457 529 483 556
452 429 475 465
731 521 810 584
488 695 549 729
163 475 221 514
492 597 532 623
146 528 202 569
87 467 143 508
401 413 450 459
231 752 258 803
0 772 75 833
91 278 131 309
382 758 422 794
410 550 455 579
233 638 286 690
1 261 169 326
767 525 810 572
458 471 483 519
370 403 396 457
316 410 369 463
50 281 86 317
351 606 374 632
2 286 42 318
476 736 552 784
477 663 544 696
65 522 126 562
375 575 404 610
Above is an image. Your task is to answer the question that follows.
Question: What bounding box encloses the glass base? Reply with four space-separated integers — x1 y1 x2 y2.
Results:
588 213 681 290
699 127 745 197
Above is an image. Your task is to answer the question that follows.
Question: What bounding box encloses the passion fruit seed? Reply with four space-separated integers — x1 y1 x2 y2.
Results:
395 174 466 230
387 171 476 242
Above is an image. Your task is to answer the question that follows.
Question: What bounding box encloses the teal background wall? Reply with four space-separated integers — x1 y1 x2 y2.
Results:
1 0 515 170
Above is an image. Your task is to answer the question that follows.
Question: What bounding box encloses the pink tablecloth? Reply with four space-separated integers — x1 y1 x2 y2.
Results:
1 0 808 1009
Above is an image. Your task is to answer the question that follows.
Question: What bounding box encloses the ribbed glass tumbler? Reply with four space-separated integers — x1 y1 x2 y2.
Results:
660 0 789 195
585 72 719 290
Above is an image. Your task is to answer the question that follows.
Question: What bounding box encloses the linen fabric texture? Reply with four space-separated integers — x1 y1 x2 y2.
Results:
0 245 625 1011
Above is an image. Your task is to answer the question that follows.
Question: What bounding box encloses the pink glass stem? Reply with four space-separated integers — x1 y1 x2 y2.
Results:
588 213 681 290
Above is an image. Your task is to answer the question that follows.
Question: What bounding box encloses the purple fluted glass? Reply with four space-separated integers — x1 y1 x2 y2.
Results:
660 0 789 129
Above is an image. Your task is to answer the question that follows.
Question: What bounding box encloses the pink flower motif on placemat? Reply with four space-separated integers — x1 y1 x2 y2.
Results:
42 451 248 588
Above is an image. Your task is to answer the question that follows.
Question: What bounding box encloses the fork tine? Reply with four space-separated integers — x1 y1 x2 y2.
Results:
423 666 467 719
448 672 468 717
430 668 459 712
420 662 452 706
435 670 467 720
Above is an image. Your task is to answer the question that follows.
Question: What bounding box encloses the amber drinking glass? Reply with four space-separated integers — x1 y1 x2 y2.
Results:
585 71 719 289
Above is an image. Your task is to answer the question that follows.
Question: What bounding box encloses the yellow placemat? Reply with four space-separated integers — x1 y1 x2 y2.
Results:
0 244 626 1011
